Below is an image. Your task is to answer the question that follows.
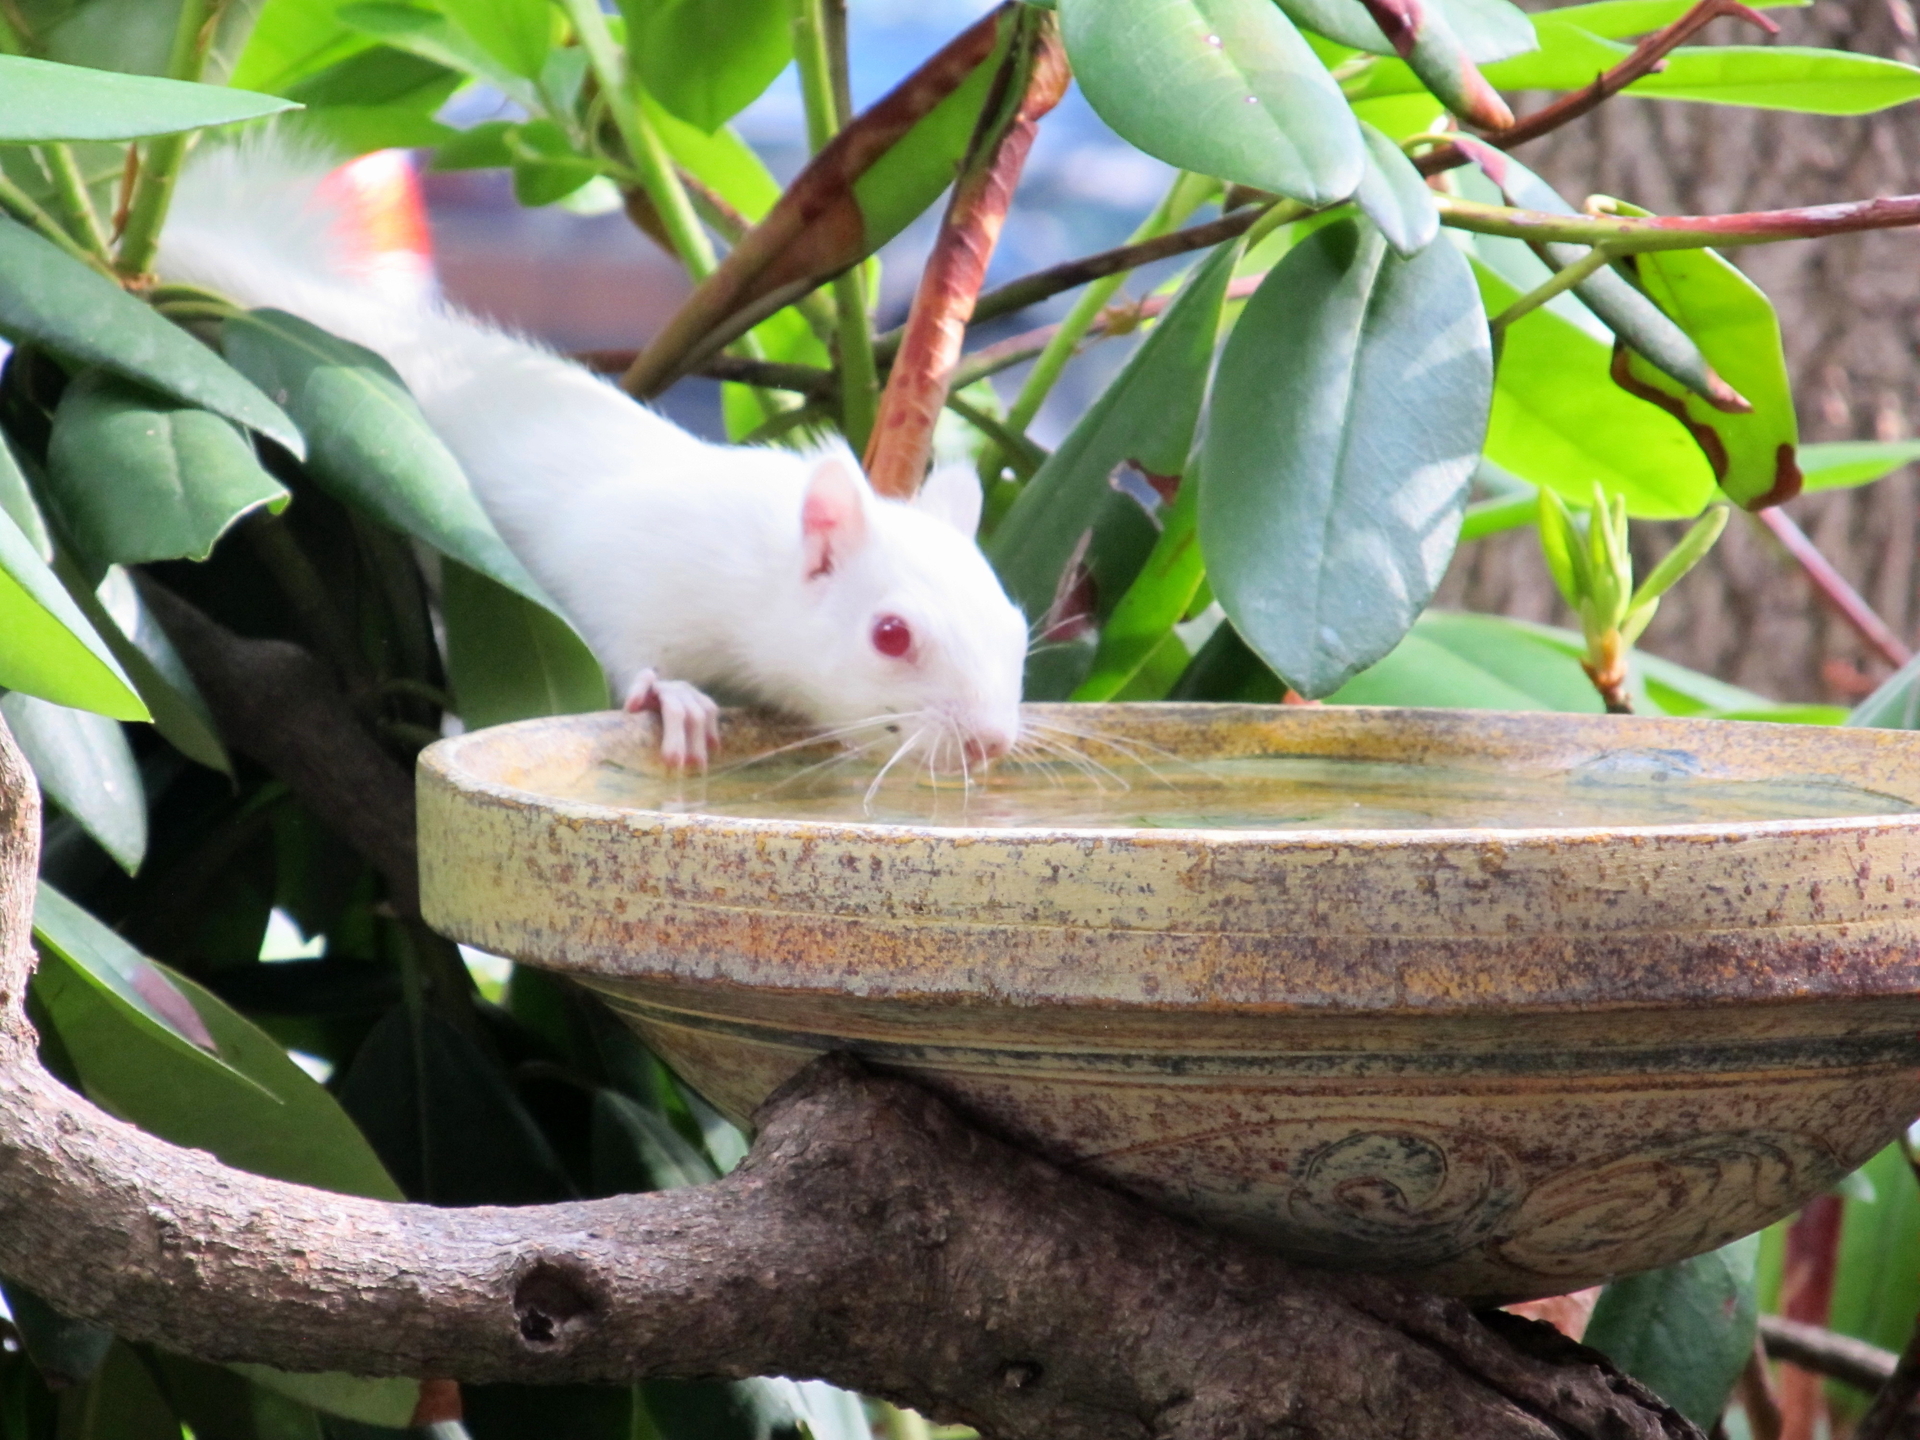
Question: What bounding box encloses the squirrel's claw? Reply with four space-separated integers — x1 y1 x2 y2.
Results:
624 669 722 771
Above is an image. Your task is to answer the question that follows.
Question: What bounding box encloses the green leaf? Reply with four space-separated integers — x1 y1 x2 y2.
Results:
280 44 463 155
0 504 145 720
1827 1142 1920 1361
33 882 222 1058
45 371 290 566
229 0 377 94
68 566 231 774
1060 0 1364 207
1327 609 1779 713
1275 0 1535 61
1 692 143 873
1458 489 1535 540
0 430 48 557
505 119 602 206
1619 238 1799 509
1547 0 1804 38
337 1006 573 1205
0 54 298 141
443 560 607 730
441 0 553 81
1473 256 1716 519
642 91 782 220
0 1281 110 1390
1353 121 1438 256
66 1341 178 1440
432 118 515 170
1850 649 1920 729
220 309 557 611
338 1 537 104
1800 440 1920 493
34 887 405 1201
1201 219 1491 698
227 1367 419 1429
988 242 1236 618
592 1089 720 1194
1629 504 1728 611
1583 1235 1760 1428
1629 45 1920 113
1072 475 1207 701
622 0 793 132
0 221 303 457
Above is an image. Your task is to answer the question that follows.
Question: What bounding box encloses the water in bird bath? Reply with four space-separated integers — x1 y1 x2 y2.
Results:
557 742 1914 831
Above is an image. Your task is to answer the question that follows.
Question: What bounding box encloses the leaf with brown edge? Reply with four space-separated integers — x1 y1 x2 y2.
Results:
1357 0 1513 127
865 10 1070 497
621 5 1018 398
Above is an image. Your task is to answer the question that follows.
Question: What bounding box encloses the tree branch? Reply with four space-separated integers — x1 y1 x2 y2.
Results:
133 577 422 915
1749 508 1913 668
1758 1315 1896 1395
0 713 1700 1440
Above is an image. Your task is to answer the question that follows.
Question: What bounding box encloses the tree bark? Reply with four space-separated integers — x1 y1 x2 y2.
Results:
1440 0 1920 702
0 714 1699 1440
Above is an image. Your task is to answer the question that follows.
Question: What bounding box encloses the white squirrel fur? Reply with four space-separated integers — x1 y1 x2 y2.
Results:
158 137 1028 769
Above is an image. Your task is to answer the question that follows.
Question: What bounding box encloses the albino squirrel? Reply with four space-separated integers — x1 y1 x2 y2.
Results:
158 139 1028 772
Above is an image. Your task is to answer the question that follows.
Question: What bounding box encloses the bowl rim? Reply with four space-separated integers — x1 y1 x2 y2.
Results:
421 702 1920 850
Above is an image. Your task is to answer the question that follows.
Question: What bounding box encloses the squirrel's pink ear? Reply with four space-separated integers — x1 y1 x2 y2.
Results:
800 457 871 578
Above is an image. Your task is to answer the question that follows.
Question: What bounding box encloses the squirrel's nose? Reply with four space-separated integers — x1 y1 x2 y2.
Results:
964 730 1013 765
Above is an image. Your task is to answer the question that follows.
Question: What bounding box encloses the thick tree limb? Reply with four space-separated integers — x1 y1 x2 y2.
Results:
134 577 421 915
0 713 1699 1439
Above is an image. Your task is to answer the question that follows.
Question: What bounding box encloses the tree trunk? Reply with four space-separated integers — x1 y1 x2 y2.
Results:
1438 0 1920 703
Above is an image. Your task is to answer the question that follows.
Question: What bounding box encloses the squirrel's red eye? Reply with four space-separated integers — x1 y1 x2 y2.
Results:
872 614 912 658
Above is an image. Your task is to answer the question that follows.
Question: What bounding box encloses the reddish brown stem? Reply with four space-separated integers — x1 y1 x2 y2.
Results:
1415 0 1777 176
1778 1194 1845 1440
863 12 1068 496
1751 508 1913 668
620 4 1016 398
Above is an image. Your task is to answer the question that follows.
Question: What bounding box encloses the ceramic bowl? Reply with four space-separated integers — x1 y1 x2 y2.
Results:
418 704 1920 1301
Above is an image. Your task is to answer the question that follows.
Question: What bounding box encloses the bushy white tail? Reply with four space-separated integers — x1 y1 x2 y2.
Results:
159 133 709 549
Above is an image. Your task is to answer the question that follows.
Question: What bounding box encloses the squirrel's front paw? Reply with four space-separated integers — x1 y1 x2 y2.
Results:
623 669 721 771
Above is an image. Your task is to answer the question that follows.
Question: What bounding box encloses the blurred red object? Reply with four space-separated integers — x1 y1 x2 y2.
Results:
1505 1286 1603 1342
316 149 436 304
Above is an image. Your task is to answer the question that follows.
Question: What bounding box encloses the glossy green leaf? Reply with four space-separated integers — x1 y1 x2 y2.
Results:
989 242 1236 618
1202 220 1491 697
1072 477 1207 701
280 44 463 154
443 560 607 730
229 0 375 93
227 1366 419 1429
0 221 303 456
338 1006 572 1205
1353 121 1438 256
69 566 230 774
643 91 782 220
1827 1142 1920 1363
441 0 553 81
1620 239 1799 509
1276 0 1534 60
505 119 602 206
34 894 404 1200
45 371 290 566
1629 45 1920 113
0 432 47 558
0 1281 110 1390
432 118 515 170
622 0 793 132
34 882 224 1059
1 692 143 873
1583 1234 1759 1428
1328 609 1780 713
1474 257 1717 519
1458 490 1535 540
1547 0 1804 39
0 505 145 720
1061 0 1364 206
593 1089 720 1194
1800 440 1920 493
0 54 297 141
220 309 557 611
1850 649 1920 729
66 1341 178 1440
1346 16 1609 98
338 1 537 104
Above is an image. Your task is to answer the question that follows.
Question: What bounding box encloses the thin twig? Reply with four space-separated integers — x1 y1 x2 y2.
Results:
1758 1316 1896 1396
1739 1333 1785 1440
1750 508 1912 668
1413 0 1779 178
1436 192 1920 251
1853 1316 1920 1440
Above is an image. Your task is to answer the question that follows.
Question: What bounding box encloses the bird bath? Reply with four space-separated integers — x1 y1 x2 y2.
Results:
418 704 1920 1302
